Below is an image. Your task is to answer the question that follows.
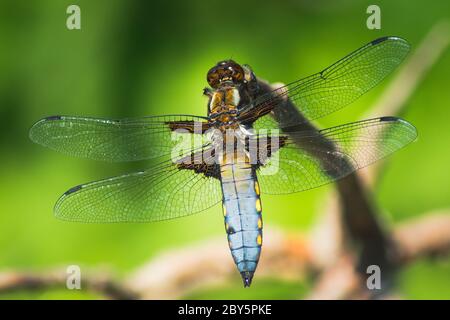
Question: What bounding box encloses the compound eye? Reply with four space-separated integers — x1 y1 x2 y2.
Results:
207 70 220 88
232 69 244 82
228 63 244 83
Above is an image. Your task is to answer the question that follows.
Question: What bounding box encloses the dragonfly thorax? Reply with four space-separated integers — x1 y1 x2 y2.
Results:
208 87 241 127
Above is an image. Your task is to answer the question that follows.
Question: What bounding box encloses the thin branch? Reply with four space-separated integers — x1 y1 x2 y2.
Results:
308 211 450 300
0 212 447 299
126 229 312 299
394 210 450 264
0 269 138 300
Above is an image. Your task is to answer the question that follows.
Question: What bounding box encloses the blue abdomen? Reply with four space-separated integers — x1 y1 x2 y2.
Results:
220 163 262 287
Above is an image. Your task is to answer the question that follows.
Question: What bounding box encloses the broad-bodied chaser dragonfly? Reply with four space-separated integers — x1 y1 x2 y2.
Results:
30 37 417 287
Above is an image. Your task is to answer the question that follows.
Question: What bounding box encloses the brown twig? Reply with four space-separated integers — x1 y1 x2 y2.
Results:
0 213 448 299
308 211 450 300
127 229 312 299
0 269 138 300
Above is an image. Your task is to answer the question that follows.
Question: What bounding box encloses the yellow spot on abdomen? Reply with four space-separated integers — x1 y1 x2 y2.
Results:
254 181 260 196
223 204 227 217
257 217 262 229
255 198 262 212
257 233 262 246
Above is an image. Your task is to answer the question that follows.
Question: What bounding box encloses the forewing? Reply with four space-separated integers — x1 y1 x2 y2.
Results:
29 115 210 162
256 117 417 194
243 37 410 129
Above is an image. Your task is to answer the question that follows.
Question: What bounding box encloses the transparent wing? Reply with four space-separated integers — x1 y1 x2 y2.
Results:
240 37 410 129
256 117 417 194
55 156 222 222
29 114 210 162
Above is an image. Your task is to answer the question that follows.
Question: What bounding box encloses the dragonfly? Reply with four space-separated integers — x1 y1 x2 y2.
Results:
29 36 417 287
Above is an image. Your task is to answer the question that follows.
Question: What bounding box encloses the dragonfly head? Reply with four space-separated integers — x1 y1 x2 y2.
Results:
207 60 245 88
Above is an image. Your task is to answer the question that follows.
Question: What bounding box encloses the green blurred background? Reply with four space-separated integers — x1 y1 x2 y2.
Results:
0 0 449 299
